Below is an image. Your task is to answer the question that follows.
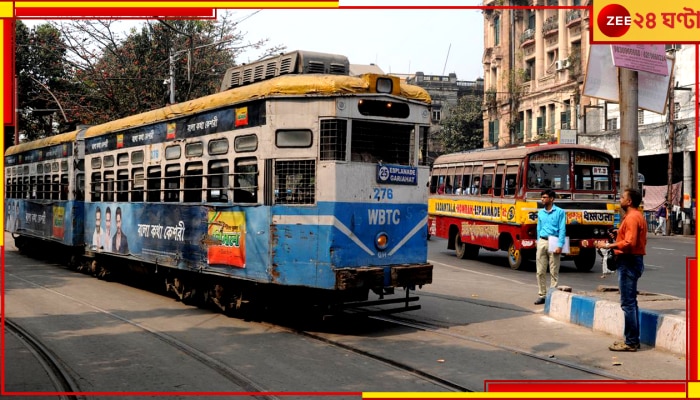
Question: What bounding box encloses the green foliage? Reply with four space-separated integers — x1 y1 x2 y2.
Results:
15 15 286 140
436 95 484 153
15 21 71 140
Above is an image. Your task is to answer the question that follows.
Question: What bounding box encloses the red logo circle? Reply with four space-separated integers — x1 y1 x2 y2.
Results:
597 4 631 38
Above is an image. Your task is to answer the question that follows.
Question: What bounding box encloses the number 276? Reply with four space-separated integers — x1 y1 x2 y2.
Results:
373 188 393 200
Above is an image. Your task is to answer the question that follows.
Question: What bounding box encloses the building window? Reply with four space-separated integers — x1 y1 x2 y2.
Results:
674 102 680 120
607 118 618 130
638 110 644 124
432 109 442 121
528 10 536 29
494 16 500 45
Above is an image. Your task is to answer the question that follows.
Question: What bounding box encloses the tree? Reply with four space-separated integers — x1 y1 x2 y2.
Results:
39 15 284 127
15 21 72 141
436 95 484 153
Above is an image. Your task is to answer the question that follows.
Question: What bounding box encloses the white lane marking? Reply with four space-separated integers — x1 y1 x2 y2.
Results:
650 247 675 251
428 259 526 285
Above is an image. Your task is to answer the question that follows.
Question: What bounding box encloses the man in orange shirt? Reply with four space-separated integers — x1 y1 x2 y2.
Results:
596 188 647 352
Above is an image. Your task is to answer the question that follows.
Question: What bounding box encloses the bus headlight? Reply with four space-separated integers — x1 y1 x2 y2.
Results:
375 232 389 250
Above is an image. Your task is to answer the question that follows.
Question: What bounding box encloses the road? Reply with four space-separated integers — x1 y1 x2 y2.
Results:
428 234 694 299
2 233 689 396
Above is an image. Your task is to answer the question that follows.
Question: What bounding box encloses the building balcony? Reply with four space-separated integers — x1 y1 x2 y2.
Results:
520 28 535 46
566 9 582 26
542 15 559 36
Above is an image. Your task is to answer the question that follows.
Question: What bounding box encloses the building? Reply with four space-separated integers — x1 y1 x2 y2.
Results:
481 1 695 231
404 72 484 163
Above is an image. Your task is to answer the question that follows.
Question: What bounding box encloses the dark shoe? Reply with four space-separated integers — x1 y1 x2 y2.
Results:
534 296 545 305
609 342 638 352
613 340 640 350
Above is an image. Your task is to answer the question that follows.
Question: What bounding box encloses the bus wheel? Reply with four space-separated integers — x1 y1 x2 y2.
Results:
507 242 525 270
574 249 596 272
455 232 478 259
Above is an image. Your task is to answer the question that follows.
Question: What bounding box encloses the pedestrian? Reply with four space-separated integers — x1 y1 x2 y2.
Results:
596 188 647 352
534 189 566 305
654 202 667 235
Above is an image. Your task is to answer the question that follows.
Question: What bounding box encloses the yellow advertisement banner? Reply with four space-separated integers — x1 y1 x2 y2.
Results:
592 0 700 43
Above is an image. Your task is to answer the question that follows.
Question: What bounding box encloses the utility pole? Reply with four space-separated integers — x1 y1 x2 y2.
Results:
666 77 674 236
618 68 639 207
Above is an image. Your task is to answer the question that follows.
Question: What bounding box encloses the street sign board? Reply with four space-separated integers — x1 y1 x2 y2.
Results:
583 45 673 114
610 44 668 76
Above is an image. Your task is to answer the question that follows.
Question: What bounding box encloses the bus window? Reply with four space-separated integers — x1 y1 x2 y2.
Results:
321 119 347 161
234 157 258 203
132 168 144 202
481 167 494 195
147 166 161 202
184 162 203 202
527 150 570 190
208 160 229 202
494 165 505 197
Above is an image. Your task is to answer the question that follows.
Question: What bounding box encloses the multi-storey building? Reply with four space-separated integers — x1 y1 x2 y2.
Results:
482 0 586 147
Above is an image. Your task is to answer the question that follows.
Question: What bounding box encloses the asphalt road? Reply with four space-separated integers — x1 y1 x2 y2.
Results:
428 234 694 299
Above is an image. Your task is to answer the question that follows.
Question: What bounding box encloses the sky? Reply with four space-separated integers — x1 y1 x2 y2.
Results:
233 9 485 80
21 8 486 81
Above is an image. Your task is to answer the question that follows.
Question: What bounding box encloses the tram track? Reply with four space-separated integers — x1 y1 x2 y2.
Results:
7 272 279 399
5 318 84 399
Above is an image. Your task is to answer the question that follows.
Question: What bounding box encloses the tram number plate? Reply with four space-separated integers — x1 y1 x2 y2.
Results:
568 246 580 256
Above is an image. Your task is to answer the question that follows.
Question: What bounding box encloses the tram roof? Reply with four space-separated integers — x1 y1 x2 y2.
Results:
433 144 612 165
5 130 79 156
83 73 431 139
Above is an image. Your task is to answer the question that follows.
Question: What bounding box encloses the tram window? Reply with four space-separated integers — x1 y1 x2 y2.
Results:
131 150 144 165
351 121 411 165
37 164 43 174
76 159 85 172
207 160 229 202
165 164 181 202
103 171 115 202
116 169 129 201
51 176 59 200
61 160 68 171
91 172 101 201
44 163 51 173
117 153 129 166
91 157 102 169
165 145 181 160
104 155 114 168
44 175 51 199
30 176 37 199
234 157 258 203
25 165 30 174
185 142 203 158
76 174 85 201
36 177 43 199
208 138 229 155
147 166 161 202
184 162 203 202
132 168 144 202
275 160 315 205
276 129 312 148
60 174 68 200
320 119 347 161
234 134 258 153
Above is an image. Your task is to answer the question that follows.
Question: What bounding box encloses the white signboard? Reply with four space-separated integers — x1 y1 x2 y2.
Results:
611 44 668 76
558 129 577 144
583 45 673 114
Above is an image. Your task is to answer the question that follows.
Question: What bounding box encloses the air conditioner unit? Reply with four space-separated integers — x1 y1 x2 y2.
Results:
555 59 570 70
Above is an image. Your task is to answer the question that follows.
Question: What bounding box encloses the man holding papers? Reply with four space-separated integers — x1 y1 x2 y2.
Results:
534 189 567 305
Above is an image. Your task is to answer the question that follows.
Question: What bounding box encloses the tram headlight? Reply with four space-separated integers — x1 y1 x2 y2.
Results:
375 232 389 251
376 78 393 93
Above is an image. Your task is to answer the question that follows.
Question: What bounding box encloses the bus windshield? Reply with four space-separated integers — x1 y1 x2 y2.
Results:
526 149 613 192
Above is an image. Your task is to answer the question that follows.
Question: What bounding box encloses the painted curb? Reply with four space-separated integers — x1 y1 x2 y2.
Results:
545 290 686 355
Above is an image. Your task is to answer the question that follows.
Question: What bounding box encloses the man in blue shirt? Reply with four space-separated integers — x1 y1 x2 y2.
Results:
534 189 567 305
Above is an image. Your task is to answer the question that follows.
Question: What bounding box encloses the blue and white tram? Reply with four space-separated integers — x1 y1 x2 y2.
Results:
5 51 433 314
